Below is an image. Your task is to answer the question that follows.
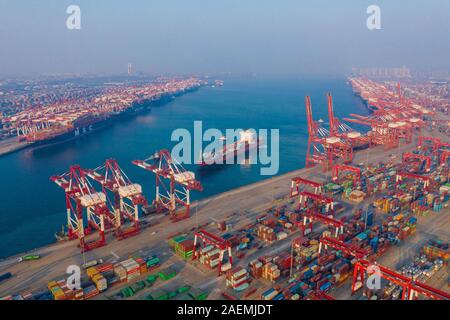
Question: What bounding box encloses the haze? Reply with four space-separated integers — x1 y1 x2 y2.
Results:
0 0 449 76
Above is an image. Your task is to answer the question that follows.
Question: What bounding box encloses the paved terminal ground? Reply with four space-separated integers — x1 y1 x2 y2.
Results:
0 137 30 157
0 133 448 299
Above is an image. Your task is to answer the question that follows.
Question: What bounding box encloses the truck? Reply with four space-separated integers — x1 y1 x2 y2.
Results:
19 254 40 262
82 259 103 269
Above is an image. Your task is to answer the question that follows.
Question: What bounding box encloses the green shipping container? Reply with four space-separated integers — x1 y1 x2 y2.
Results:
177 285 191 294
158 267 177 281
149 289 169 300
147 274 158 283
121 287 134 298
188 288 208 300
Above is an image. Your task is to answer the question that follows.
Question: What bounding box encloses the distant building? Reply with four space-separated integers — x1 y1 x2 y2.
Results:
351 66 411 79
127 63 133 76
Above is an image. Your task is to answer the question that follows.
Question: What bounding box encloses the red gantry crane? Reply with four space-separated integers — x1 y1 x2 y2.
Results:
290 177 323 197
302 210 345 238
440 150 450 166
51 165 112 252
396 171 431 190
305 95 331 170
85 159 147 239
332 164 362 187
343 114 401 149
305 95 352 171
318 236 368 260
192 229 232 276
133 149 203 221
417 136 441 152
402 152 432 172
297 191 335 216
318 236 450 300
327 93 370 150
352 259 450 300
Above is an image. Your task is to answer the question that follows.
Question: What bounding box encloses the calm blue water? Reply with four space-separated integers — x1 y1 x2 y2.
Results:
0 76 369 258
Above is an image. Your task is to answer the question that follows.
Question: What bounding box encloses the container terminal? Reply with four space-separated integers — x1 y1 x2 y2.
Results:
0 77 204 156
0 77 449 301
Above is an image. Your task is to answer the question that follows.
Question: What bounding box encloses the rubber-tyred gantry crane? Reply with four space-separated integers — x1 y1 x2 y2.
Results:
302 210 344 238
51 165 111 252
319 237 450 300
402 152 432 172
396 171 431 190
133 149 203 221
85 159 147 239
440 150 450 166
297 191 335 216
192 229 232 276
318 236 368 259
290 177 323 197
352 259 450 300
418 136 441 151
332 164 362 187
307 290 335 300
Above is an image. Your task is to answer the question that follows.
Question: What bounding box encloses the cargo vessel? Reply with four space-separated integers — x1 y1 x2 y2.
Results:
200 130 260 166
24 95 171 149
26 114 109 146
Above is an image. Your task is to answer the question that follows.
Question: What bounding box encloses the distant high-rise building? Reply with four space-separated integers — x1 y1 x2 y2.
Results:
127 63 133 76
351 66 411 79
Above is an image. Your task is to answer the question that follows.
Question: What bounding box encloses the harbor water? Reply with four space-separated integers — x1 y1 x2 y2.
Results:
0 76 369 258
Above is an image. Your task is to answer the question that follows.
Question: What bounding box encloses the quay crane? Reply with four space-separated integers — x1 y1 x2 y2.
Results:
305 96 352 171
133 149 203 221
327 93 370 150
51 165 112 252
85 159 147 239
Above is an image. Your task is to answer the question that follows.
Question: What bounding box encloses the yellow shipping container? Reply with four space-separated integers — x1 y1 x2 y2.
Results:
92 274 104 283
47 281 58 290
87 267 99 278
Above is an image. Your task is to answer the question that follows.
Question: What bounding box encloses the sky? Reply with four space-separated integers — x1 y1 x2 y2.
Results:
0 0 449 76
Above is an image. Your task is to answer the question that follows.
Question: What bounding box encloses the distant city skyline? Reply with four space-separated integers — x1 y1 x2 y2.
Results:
0 0 449 77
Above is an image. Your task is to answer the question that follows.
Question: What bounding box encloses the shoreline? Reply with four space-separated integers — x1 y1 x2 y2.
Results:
0 136 425 296
0 138 32 157
0 85 202 158
0 137 417 263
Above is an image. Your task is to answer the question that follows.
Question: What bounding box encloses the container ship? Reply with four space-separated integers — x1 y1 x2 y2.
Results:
26 114 109 146
2 77 204 151
200 130 260 166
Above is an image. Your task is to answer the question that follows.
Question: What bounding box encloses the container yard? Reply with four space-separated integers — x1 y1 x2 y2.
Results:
0 74 449 301
0 77 204 156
